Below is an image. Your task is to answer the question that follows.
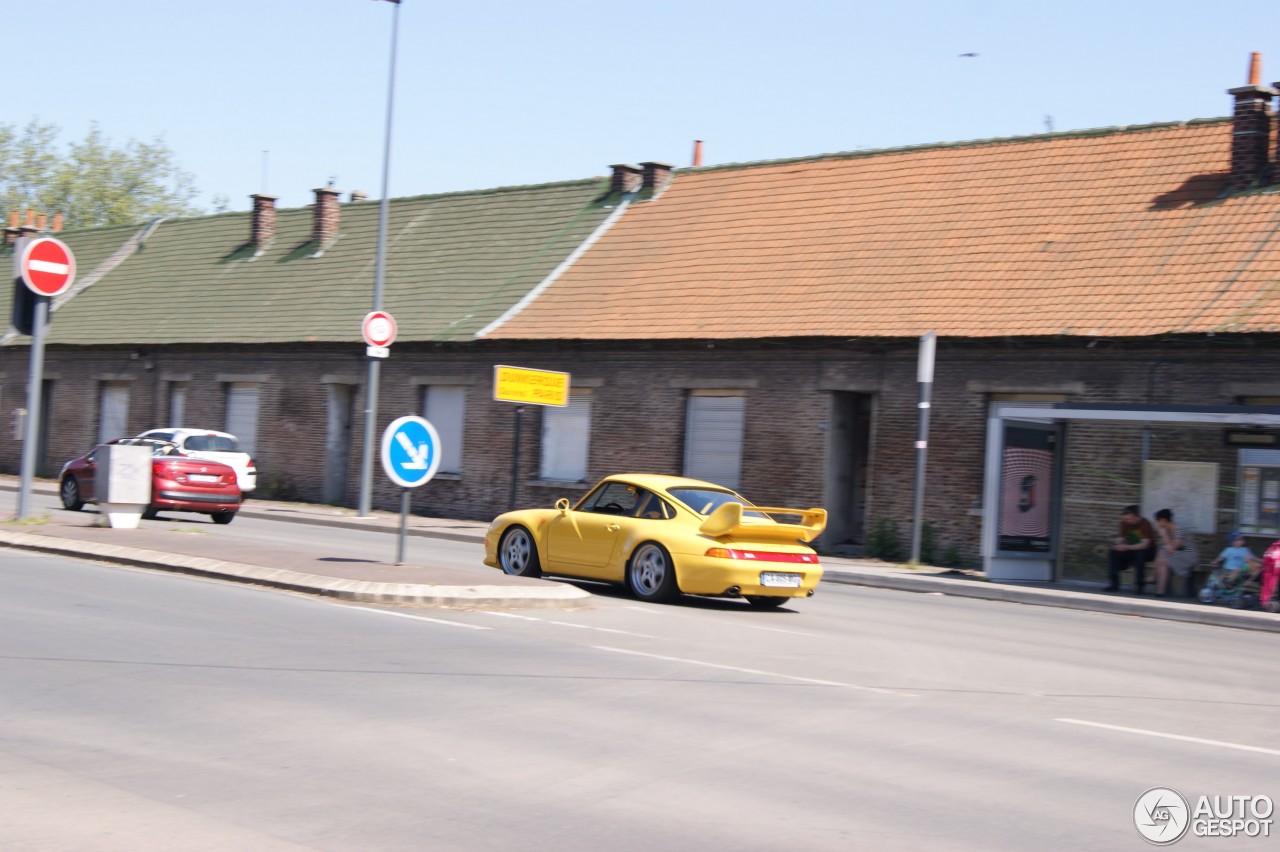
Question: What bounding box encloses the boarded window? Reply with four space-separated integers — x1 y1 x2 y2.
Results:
226 383 260 457
540 390 592 481
423 386 466 474
98 382 130 443
684 392 745 489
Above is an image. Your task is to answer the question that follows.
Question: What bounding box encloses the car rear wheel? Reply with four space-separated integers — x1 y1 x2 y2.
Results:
60 477 84 511
745 595 789 609
627 542 678 603
499 526 541 577
211 511 235 525
142 507 159 520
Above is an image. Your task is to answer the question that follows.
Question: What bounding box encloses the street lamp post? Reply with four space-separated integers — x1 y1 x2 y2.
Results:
358 0 402 517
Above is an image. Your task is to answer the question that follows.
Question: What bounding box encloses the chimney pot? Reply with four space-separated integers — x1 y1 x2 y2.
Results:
312 186 341 244
1249 51 1263 86
36 214 47 232
250 193 278 244
52 213 63 232
692 140 703 167
640 161 674 193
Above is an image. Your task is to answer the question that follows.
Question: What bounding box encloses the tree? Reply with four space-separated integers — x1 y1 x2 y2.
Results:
0 120 203 230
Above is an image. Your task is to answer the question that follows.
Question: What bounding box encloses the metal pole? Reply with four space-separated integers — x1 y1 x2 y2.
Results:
358 0 402 517
910 332 936 564
396 488 410 565
17 294 49 520
509 405 523 510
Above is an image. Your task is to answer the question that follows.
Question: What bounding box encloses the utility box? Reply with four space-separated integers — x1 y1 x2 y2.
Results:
97 444 152 528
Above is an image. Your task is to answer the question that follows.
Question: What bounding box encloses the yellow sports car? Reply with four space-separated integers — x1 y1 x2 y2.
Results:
483 474 826 606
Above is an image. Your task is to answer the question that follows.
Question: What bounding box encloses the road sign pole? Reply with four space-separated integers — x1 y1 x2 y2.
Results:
396 488 410 565
509 404 523 510
910 332 936 564
17 294 50 520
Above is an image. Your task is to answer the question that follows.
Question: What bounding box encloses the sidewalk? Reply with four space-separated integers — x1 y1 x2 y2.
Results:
2 477 1278 631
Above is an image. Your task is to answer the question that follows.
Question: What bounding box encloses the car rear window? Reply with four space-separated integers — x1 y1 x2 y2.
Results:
668 487 766 518
183 435 240 452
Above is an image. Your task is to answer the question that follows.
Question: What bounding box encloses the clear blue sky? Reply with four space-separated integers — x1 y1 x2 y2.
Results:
8 0 1278 213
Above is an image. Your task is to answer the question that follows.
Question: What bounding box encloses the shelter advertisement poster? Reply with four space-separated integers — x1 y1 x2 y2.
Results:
998 423 1056 553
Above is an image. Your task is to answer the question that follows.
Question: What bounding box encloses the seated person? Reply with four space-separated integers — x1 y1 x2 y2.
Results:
1106 505 1155 593
1211 531 1260 586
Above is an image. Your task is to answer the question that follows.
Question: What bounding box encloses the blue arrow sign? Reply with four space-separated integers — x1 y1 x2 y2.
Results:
380 415 442 488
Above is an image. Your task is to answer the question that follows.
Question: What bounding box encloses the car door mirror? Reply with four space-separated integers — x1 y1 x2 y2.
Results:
555 497 570 514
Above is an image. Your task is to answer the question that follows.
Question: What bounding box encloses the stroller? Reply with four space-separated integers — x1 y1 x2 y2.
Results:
1199 554 1262 609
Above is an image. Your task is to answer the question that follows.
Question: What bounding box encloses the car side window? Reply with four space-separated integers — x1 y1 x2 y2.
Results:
583 482 642 515
633 492 673 520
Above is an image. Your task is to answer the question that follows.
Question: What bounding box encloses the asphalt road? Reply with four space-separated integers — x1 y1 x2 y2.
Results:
4 527 1278 851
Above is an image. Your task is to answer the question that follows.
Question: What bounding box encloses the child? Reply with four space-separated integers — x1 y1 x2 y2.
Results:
1211 531 1260 586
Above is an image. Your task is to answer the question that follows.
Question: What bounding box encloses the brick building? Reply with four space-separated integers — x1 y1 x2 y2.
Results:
6 63 1280 582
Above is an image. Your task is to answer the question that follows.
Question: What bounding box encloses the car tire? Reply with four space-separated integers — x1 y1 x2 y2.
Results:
142 507 159 521
211 511 235 525
745 596 789 609
627 542 679 603
498 526 542 577
60 477 84 511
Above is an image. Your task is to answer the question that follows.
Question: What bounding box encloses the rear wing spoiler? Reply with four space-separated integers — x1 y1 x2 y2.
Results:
698 502 827 543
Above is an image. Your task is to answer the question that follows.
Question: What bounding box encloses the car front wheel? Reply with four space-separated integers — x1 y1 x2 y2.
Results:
499 526 542 577
627 542 678 603
60 477 84 511
211 511 235 525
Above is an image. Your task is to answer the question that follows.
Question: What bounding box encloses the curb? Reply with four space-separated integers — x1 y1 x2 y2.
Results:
818 570 1280 634
0 528 589 610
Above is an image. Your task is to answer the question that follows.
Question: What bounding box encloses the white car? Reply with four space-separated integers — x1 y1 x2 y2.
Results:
136 428 257 492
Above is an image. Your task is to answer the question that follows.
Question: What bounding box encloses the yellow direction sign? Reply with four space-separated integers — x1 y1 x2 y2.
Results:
493 365 570 407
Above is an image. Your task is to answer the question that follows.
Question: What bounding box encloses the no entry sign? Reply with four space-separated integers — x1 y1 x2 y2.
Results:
362 310 397 347
19 237 76 297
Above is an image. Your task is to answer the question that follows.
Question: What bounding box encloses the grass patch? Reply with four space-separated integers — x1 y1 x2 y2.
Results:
2 514 50 526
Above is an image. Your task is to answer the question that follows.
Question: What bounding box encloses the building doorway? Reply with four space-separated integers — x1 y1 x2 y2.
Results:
824 392 872 549
324 383 354 504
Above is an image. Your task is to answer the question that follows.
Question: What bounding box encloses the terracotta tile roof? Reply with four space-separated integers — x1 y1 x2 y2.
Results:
482 118 1280 340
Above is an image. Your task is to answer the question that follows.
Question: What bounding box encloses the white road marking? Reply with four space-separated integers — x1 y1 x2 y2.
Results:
357 609 489 630
1056 718 1280 756
593 646 915 696
483 611 653 638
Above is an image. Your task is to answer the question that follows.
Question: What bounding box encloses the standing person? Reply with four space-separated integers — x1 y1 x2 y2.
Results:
1151 508 1197 598
1106 505 1155 594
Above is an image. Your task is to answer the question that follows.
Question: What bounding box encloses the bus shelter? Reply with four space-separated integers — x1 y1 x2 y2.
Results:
983 403 1280 581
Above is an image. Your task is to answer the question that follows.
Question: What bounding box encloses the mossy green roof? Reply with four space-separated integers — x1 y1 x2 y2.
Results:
12 177 612 346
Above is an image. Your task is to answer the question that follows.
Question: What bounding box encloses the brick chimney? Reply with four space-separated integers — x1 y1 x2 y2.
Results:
609 164 643 195
312 186 341 244
640 161 673 192
2 211 19 247
1227 52 1275 192
250 194 277 244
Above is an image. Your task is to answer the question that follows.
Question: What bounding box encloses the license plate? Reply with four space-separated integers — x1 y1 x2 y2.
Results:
189 474 219 483
760 572 802 588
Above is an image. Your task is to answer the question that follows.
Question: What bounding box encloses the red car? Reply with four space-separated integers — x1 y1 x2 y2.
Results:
59 438 242 524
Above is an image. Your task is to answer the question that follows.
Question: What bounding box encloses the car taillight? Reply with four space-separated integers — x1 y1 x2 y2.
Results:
704 547 819 564
247 457 257 471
